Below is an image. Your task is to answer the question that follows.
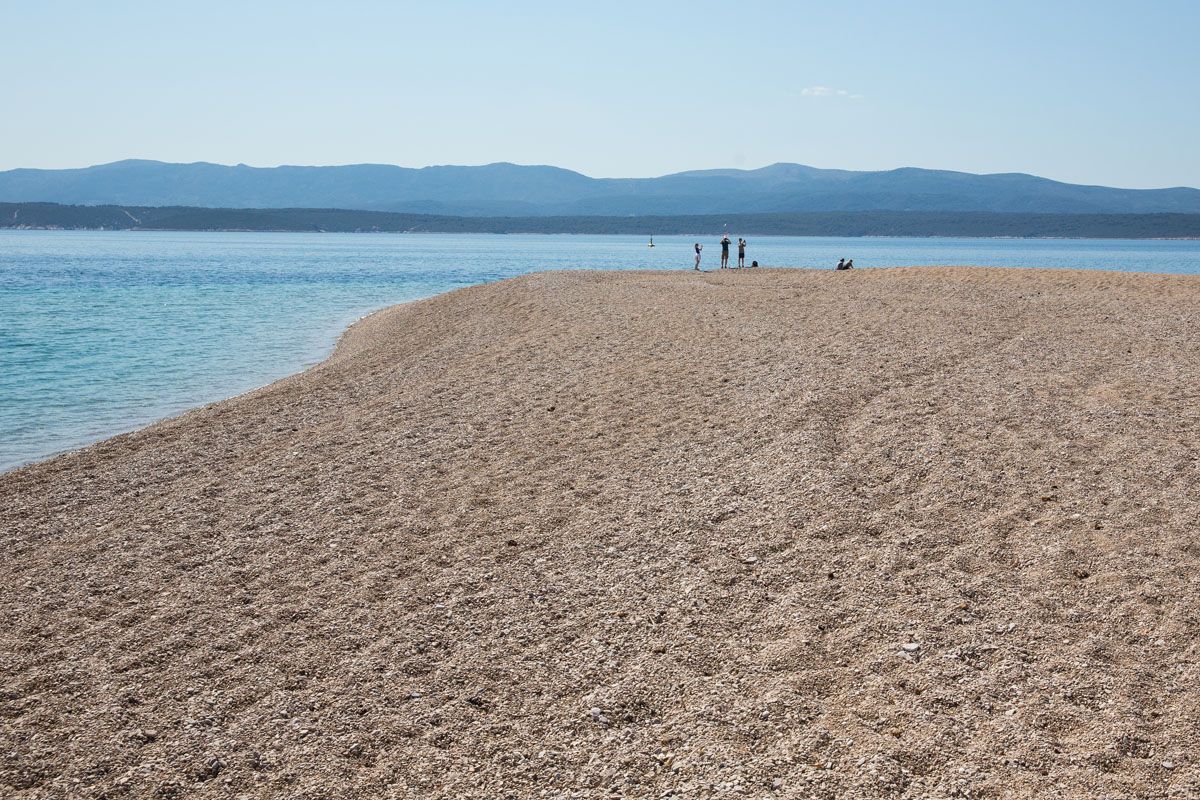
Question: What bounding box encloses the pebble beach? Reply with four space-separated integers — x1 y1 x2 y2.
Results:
3 266 1199 798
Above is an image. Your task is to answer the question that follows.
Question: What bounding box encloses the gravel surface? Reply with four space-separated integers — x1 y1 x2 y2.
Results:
3 267 1199 799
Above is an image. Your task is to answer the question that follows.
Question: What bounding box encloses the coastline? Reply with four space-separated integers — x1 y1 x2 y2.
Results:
3 266 1200 797
5 203 1200 239
0 297 430 475
4 225 1200 241
5 246 1197 474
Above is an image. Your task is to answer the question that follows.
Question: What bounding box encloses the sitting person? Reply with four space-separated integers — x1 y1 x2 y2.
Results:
835 258 846 270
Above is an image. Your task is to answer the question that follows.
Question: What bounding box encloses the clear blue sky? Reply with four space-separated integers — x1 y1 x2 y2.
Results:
3 0 1198 188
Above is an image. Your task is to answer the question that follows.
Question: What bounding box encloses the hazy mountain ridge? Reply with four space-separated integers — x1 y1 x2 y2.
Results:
1 160 1198 215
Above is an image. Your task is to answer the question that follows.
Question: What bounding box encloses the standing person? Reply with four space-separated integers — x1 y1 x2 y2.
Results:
694 242 703 270
737 238 747 268
720 235 731 268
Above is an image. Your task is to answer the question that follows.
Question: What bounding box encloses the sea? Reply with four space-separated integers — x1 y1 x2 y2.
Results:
3 229 1200 472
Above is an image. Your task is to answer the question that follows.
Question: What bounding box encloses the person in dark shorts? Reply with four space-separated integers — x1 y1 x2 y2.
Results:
720 235 731 268
737 238 747 268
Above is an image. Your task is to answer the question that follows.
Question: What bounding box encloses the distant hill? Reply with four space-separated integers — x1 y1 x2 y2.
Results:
3 202 1199 238
1 160 1199 216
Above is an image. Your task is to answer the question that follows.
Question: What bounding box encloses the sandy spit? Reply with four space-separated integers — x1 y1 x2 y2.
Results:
2 267 1200 799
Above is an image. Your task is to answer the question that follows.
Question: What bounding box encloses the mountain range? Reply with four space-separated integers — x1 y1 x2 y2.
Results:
1 160 1199 216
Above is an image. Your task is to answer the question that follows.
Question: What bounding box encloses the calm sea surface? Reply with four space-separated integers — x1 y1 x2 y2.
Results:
3 230 1200 471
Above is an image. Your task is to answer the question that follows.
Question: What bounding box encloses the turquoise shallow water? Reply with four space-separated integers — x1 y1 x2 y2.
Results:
3 229 1200 471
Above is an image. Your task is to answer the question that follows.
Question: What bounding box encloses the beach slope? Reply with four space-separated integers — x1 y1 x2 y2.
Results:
3 267 1199 798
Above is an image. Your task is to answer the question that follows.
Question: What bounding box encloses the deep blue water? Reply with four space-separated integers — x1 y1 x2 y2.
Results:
3 230 1200 471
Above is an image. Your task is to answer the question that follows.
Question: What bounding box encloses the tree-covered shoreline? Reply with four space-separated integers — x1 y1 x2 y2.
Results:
3 202 1198 239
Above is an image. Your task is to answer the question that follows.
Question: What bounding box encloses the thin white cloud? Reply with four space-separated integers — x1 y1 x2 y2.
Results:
800 86 862 99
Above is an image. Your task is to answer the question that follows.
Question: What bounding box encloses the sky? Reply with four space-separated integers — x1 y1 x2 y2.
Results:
2 0 1198 188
